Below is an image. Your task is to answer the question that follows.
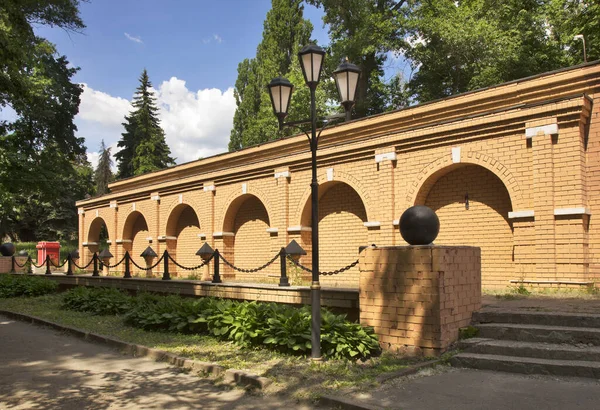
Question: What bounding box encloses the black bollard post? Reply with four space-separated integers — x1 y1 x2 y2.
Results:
27 257 33 274
45 255 51 275
162 250 170 280
66 254 73 276
124 252 131 278
212 250 222 284
10 256 16 274
279 248 289 287
92 253 99 276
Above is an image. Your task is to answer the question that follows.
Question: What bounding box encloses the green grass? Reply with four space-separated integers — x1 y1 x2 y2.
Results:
0 293 428 400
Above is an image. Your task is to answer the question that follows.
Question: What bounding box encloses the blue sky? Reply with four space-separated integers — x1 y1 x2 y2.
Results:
25 1 406 168
30 0 332 167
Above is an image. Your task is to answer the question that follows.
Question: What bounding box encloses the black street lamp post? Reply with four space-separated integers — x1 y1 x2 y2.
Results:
268 45 360 360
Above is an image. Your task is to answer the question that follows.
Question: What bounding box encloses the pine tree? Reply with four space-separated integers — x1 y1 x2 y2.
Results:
94 140 113 195
115 69 174 178
228 0 314 151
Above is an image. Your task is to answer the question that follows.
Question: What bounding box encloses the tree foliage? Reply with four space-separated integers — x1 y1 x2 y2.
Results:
0 0 92 242
94 140 113 196
115 69 175 178
229 0 315 151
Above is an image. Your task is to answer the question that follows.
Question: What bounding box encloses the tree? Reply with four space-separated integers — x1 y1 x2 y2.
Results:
115 69 174 178
228 0 314 150
403 0 565 103
0 0 90 241
94 140 113 196
307 0 408 118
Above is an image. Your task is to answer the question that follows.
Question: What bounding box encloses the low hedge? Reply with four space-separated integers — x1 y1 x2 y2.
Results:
60 287 380 360
0 274 58 298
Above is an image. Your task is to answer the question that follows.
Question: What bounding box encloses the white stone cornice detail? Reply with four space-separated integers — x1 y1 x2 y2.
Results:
452 147 461 163
203 185 215 192
197 233 207 239
375 152 397 163
242 183 247 194
178 194 183 204
78 209 85 215
115 239 132 244
363 221 381 228
151 195 160 201
213 232 235 238
157 235 177 241
146 237 153 242
132 203 136 211
109 201 118 209
95 210 99 217
266 228 279 234
392 219 400 226
526 123 558 138
105 240 112 244
287 226 312 233
326 168 334 181
274 170 291 179
554 207 591 216
508 210 535 219
82 242 98 246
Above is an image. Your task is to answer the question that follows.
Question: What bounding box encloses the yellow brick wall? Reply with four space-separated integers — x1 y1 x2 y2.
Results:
76 63 600 290
422 165 513 289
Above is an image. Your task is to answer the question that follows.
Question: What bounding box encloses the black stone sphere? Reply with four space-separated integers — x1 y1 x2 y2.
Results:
0 243 16 257
399 206 440 245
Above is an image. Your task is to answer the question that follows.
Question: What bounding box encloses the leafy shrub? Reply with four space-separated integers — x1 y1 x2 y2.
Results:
60 288 381 360
0 275 58 298
61 287 131 315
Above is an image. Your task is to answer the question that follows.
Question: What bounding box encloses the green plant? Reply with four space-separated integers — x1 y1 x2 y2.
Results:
61 288 381 360
0 275 58 298
61 287 131 315
458 326 479 340
513 283 531 296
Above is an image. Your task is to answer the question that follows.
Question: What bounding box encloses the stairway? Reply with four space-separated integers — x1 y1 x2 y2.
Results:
450 310 600 378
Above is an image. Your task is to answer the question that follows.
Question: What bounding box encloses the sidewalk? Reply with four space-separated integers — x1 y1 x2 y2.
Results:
0 315 317 410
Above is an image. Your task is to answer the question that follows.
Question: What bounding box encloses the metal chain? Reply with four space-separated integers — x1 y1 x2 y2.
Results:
130 254 165 271
101 255 126 269
286 255 359 276
13 257 29 268
30 257 46 269
49 258 67 268
167 252 213 271
220 251 281 273
72 257 96 270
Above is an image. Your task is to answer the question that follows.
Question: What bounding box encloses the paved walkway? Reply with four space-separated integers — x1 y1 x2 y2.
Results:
345 366 600 410
0 315 316 409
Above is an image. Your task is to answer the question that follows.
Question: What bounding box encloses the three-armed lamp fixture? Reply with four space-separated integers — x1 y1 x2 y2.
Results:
267 44 361 360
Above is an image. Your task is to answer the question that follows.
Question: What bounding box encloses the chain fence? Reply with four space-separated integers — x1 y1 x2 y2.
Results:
167 252 214 271
100 255 127 269
73 257 96 270
287 255 359 276
49 258 68 269
13 257 30 269
130 254 165 271
220 250 281 273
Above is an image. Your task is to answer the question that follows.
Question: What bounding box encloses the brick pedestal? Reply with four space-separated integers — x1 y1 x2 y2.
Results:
359 246 481 355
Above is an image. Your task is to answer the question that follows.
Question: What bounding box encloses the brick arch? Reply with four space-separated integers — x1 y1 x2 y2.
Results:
121 210 149 240
219 185 273 232
407 152 523 210
121 211 150 266
165 202 202 237
293 169 374 226
86 216 110 243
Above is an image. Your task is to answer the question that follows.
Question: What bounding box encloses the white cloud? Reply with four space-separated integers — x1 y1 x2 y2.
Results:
79 84 132 127
155 77 235 163
213 34 223 43
124 32 143 44
75 79 235 167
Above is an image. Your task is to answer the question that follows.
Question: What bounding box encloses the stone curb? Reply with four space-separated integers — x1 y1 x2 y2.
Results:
0 310 269 389
375 358 444 383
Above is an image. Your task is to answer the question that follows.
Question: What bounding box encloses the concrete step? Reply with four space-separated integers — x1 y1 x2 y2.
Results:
477 323 600 345
457 338 600 361
450 352 600 378
474 310 600 328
